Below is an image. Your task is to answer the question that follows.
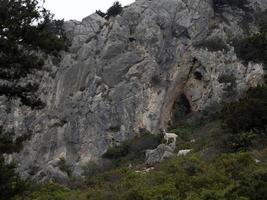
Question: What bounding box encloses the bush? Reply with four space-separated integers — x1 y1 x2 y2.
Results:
233 24 267 69
218 74 236 84
213 0 251 12
225 131 257 151
194 37 229 52
96 1 123 20
85 153 267 200
0 128 30 200
102 132 162 166
58 158 72 177
221 86 267 151
15 183 79 200
106 1 123 19
15 153 267 200
96 10 106 18
221 86 267 134
0 0 68 109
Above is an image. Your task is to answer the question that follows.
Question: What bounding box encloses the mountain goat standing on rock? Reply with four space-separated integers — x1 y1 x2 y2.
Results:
161 129 178 144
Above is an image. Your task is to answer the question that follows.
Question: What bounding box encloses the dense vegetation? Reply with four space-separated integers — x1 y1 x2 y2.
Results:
81 132 163 182
0 0 67 199
0 0 67 109
0 128 29 200
213 0 251 12
16 153 267 200
221 86 267 151
234 22 267 72
225 14 267 151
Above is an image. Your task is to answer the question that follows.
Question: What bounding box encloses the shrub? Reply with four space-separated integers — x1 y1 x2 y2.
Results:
213 0 251 12
224 131 257 151
16 153 267 200
194 37 229 52
0 128 30 200
96 10 106 18
233 24 267 69
221 86 267 151
15 183 79 200
221 86 267 134
83 159 115 179
96 2 123 20
102 142 130 160
58 158 72 177
0 0 68 109
218 74 236 84
102 132 162 166
106 1 123 19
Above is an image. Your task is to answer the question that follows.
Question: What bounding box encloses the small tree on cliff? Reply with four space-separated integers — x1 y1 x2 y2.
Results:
106 1 122 19
0 0 68 109
96 1 123 20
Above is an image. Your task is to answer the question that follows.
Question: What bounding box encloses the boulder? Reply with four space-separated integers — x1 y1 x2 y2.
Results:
145 144 176 165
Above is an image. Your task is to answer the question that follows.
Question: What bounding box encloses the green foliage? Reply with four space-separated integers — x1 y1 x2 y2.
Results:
58 158 72 177
226 131 257 151
96 1 123 20
14 183 80 200
213 0 251 12
0 2 67 198
0 0 68 109
15 150 267 200
0 83 45 109
0 128 30 200
233 22 267 69
106 1 123 19
22 153 265 200
0 157 26 200
82 159 115 185
102 141 129 160
102 132 163 166
194 37 229 52
221 86 267 151
222 86 267 134
218 74 236 84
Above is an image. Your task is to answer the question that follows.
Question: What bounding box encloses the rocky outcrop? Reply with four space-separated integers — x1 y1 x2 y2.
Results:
1 0 266 181
145 143 176 165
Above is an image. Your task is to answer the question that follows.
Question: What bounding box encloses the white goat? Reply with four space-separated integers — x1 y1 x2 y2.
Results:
162 129 178 144
177 149 192 156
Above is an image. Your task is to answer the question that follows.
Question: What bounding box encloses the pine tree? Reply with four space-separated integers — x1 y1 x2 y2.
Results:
0 0 67 109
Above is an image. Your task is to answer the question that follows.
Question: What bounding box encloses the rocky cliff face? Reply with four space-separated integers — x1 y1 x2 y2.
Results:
2 0 266 181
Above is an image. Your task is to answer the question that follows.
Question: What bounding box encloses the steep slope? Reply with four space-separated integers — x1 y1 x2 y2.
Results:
1 0 266 181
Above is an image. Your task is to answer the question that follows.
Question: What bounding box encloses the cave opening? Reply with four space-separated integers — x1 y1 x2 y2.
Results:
171 93 191 126
129 37 136 42
194 71 203 80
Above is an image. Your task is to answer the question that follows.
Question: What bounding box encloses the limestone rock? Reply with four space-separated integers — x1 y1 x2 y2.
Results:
145 144 176 165
0 0 266 180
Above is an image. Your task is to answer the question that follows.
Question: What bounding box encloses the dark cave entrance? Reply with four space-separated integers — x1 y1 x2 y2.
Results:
194 71 203 80
170 93 191 126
